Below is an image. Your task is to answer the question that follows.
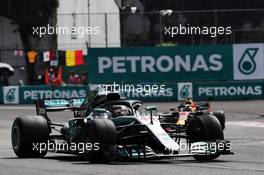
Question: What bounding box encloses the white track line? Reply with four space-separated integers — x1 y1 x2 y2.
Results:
226 121 264 128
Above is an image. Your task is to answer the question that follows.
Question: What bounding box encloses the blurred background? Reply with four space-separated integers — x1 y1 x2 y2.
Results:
0 0 264 85
0 0 263 103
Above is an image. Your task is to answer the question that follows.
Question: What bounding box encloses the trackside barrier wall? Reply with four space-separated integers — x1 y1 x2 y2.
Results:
193 81 264 101
0 82 264 104
1 43 264 103
89 83 178 102
89 81 264 102
84 43 264 102
0 86 89 104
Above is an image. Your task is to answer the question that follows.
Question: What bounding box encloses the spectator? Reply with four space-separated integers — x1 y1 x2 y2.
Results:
68 71 76 84
45 67 63 86
52 73 62 86
74 73 81 84
80 73 88 85
67 71 87 85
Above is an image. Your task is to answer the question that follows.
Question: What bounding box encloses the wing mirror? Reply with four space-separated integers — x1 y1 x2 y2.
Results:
145 106 157 124
145 106 157 111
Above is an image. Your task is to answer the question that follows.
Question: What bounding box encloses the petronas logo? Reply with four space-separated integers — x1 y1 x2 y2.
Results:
180 84 190 99
238 48 258 75
5 88 16 102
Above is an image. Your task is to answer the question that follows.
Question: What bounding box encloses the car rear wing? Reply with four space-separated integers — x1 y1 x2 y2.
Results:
35 98 87 118
177 102 210 112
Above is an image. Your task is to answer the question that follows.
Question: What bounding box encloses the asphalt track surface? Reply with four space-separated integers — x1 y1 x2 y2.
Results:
0 100 264 175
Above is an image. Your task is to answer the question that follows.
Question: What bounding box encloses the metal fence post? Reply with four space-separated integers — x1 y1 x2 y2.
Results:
87 0 91 47
105 13 108 48
159 12 163 44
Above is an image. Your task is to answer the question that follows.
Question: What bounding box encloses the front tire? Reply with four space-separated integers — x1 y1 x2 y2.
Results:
11 116 49 158
186 114 224 161
84 119 117 163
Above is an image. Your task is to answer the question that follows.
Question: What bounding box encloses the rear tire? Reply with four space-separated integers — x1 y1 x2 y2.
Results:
11 116 49 158
211 111 225 130
186 114 223 161
84 119 117 163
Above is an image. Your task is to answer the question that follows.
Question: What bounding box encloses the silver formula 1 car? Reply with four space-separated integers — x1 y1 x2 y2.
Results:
11 92 233 163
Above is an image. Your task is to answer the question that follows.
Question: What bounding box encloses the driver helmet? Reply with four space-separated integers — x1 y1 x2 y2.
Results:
109 105 130 117
185 98 196 111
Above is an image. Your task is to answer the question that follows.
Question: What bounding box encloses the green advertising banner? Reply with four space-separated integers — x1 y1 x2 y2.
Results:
87 45 233 83
193 81 264 101
122 83 177 102
120 83 178 102
89 83 178 102
19 86 89 104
